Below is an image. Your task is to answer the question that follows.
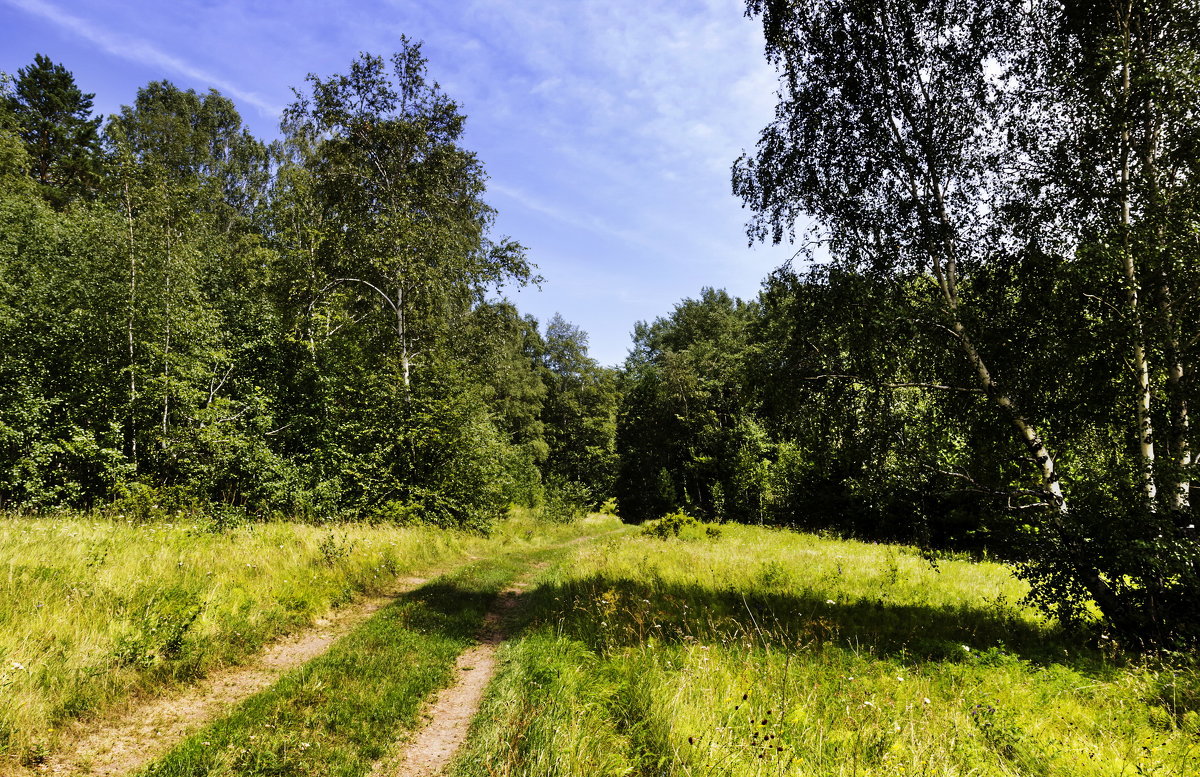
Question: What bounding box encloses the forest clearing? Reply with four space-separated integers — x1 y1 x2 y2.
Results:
4 0 1200 774
0 513 1195 776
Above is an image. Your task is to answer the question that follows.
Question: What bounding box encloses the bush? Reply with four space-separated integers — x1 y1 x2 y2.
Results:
1015 499 1200 649
640 510 721 541
542 480 591 524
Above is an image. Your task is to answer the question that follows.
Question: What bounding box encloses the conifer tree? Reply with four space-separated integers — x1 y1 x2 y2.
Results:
5 54 101 206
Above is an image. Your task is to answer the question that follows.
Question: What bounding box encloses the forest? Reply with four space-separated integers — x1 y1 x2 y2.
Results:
0 43 619 532
1 0 1199 684
2 1 1200 774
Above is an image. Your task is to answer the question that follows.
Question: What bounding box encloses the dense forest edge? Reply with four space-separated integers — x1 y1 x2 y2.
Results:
0 43 619 533
2 0 1200 652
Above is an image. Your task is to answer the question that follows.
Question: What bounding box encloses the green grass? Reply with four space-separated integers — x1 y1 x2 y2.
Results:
450 524 1200 777
0 510 611 766
135 526 628 776
135 553 523 776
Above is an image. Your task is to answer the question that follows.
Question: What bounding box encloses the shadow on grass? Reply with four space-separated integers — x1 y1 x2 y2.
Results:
518 574 1121 675
135 569 529 777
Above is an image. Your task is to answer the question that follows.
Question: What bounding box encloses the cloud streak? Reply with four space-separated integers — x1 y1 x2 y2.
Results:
0 0 799 364
3 0 282 117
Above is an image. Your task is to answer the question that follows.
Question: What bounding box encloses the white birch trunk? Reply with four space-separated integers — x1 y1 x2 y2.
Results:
161 225 172 443
125 180 138 466
397 285 410 388
1120 12 1158 505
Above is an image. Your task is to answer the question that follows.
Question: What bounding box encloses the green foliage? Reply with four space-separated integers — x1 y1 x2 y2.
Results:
541 479 591 524
727 0 1200 644
616 288 763 524
1015 500 1200 647
640 510 721 541
0 50 603 532
4 53 101 206
539 314 620 503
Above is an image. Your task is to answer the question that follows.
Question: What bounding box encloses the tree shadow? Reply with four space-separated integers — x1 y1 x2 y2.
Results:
517 574 1122 676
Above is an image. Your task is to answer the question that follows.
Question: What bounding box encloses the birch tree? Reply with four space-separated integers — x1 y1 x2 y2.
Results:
281 43 531 388
1030 0 1200 511
735 0 1066 506
732 0 1185 636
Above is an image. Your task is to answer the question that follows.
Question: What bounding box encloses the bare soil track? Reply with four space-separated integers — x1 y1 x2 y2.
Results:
372 580 530 777
23 529 618 777
33 576 431 776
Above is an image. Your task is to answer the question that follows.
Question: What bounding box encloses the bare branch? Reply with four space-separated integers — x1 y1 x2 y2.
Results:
206 363 235 408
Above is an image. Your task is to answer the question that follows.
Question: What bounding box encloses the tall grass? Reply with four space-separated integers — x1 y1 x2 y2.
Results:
0 511 606 766
138 553 529 777
451 524 1200 776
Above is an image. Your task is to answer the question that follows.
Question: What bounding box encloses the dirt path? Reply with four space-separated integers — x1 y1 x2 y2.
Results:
33 528 621 777
371 578 533 777
372 533 622 776
37 575 431 776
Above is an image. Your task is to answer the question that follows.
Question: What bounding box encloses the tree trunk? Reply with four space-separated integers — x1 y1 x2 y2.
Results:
161 223 172 445
1120 6 1158 506
124 179 138 468
397 284 410 388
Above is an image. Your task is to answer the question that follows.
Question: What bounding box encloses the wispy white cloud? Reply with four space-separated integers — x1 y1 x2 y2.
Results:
3 0 283 117
489 181 661 253
1 0 798 364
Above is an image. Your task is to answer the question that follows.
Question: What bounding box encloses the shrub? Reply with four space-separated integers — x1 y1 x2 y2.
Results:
640 510 722 541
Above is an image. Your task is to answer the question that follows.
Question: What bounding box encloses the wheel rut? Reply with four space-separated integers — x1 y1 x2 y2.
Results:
371 580 530 777
36 576 431 776
28 528 621 776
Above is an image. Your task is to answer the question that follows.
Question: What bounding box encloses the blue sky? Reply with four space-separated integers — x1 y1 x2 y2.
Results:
0 0 800 365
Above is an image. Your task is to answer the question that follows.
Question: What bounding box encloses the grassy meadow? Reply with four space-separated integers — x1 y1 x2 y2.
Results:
3 511 1197 776
137 549 549 777
451 523 1200 777
0 509 609 766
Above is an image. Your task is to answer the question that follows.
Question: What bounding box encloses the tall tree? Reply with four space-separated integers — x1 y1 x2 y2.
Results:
734 0 1064 507
104 82 278 495
736 0 1150 638
1029 0 1200 510
616 290 760 522
541 314 619 502
281 42 531 388
268 44 538 522
5 54 101 206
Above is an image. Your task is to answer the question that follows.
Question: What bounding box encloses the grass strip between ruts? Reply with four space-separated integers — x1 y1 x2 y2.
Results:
133 547 557 777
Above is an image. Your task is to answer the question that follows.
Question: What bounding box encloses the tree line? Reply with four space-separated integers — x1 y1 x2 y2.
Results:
616 0 1200 646
4 0 1199 647
0 45 618 529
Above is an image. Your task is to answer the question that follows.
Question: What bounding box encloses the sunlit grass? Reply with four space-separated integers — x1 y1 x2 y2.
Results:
451 524 1200 776
0 510 609 766
137 554 523 777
